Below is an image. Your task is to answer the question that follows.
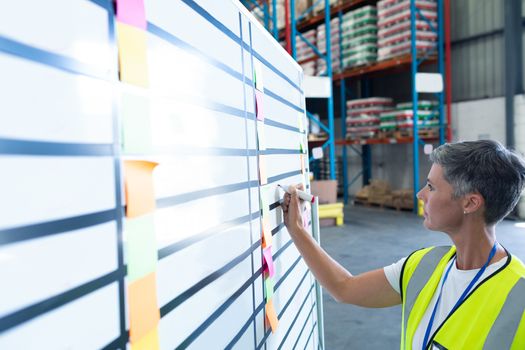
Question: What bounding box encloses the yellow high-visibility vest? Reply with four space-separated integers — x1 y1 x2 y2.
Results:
400 246 525 349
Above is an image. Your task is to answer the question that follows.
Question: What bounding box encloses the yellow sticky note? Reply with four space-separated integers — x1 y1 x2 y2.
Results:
298 114 304 132
117 22 149 87
265 299 279 333
124 160 158 218
262 217 272 248
258 154 268 185
128 272 160 343
131 327 160 350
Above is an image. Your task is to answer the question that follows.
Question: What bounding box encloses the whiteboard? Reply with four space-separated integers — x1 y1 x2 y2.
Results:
0 0 322 349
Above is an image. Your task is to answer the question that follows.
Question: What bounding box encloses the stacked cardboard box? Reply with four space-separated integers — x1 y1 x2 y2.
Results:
316 17 341 75
341 6 378 68
346 97 393 139
379 100 439 135
377 0 438 61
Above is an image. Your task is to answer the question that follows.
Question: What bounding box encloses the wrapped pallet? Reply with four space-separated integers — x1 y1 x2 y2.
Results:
392 189 414 210
341 5 378 68
367 179 392 206
377 0 438 61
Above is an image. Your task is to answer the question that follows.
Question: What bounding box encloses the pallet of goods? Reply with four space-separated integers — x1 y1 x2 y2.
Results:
379 100 440 138
346 97 393 140
341 6 378 68
377 0 437 61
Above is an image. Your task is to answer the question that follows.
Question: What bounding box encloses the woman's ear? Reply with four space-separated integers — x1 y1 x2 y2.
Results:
462 192 484 215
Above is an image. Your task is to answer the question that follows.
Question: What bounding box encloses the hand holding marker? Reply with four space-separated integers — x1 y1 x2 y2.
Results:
278 184 315 203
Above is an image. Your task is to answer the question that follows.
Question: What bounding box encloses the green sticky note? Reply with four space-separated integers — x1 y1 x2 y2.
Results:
254 61 264 91
260 184 272 218
125 214 158 282
257 121 266 151
121 92 152 154
265 277 274 300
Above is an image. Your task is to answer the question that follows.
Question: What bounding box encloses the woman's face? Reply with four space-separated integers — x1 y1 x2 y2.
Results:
417 164 464 232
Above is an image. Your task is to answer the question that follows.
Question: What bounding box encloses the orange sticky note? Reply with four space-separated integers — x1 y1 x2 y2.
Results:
300 154 305 174
117 22 149 87
262 218 272 248
128 272 160 343
124 160 158 218
265 299 279 333
258 154 268 185
131 327 160 350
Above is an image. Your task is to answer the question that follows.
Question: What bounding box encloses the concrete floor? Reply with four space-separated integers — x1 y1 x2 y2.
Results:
319 204 525 349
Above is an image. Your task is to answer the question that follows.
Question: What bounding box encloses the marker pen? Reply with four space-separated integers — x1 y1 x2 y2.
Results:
278 184 315 203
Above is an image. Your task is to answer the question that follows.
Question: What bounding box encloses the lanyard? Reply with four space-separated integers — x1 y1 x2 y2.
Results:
421 241 498 350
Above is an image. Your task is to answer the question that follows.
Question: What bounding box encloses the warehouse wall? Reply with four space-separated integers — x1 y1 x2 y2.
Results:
450 0 505 101
450 96 506 143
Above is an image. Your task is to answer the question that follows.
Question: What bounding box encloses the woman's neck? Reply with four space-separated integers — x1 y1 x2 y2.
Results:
451 223 505 270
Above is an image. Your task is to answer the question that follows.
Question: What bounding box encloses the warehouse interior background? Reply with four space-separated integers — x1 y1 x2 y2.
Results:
242 0 525 348
245 0 525 215
1 0 525 349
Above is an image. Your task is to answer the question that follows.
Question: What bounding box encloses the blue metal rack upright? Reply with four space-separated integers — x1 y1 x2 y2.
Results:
337 0 447 213
290 0 337 180
410 0 446 210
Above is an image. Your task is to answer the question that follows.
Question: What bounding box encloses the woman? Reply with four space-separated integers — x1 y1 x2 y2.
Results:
281 140 525 349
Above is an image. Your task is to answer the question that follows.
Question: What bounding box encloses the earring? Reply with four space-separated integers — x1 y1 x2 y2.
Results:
464 211 468 215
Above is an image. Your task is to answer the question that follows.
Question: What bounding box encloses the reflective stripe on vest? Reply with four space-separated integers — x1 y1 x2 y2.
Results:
483 278 525 349
403 246 451 337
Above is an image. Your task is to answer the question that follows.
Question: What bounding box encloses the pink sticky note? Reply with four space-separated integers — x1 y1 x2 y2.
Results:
262 247 275 277
116 0 147 30
255 90 264 121
303 206 310 228
303 213 308 228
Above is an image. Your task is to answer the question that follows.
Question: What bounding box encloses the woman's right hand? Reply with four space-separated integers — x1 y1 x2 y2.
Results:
281 183 305 235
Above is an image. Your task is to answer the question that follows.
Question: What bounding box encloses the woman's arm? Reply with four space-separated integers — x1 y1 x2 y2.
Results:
281 185 401 308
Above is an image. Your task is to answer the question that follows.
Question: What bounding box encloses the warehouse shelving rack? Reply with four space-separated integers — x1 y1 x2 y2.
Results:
334 0 451 212
284 1 381 181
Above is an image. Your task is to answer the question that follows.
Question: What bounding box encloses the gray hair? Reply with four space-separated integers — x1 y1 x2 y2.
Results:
430 140 525 225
